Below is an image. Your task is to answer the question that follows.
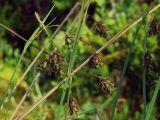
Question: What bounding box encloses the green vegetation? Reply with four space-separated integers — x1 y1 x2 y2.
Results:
0 0 160 120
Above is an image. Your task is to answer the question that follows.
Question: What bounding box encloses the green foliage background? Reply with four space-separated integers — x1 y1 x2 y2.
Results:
0 0 160 119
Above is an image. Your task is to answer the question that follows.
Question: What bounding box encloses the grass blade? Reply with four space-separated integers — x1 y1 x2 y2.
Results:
10 3 79 119
142 69 147 119
65 1 90 119
146 76 160 120
0 5 55 109
142 17 148 120
34 12 68 64
9 73 40 120
16 4 160 119
0 18 56 55
12 2 79 93
110 4 154 120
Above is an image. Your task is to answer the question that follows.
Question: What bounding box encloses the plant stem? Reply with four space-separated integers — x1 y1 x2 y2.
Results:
17 4 160 119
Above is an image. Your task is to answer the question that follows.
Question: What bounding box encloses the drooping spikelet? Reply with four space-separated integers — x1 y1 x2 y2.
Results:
143 50 156 71
89 53 102 69
37 51 63 78
96 76 115 94
148 18 160 37
69 96 79 115
94 21 110 39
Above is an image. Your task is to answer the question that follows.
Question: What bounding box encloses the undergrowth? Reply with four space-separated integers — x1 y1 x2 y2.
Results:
0 0 160 120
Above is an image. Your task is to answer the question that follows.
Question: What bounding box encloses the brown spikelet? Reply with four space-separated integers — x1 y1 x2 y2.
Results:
89 53 102 69
37 51 63 78
48 51 63 78
143 50 156 71
79 37 90 46
148 18 160 37
94 21 110 39
96 76 115 94
69 96 79 115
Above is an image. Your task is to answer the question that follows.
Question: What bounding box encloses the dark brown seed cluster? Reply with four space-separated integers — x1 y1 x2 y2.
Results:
48 51 63 77
94 21 109 38
143 50 156 71
96 76 115 94
69 96 79 115
89 53 102 69
148 18 160 37
37 51 63 78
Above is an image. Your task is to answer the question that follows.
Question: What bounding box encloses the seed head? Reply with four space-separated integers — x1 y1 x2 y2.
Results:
37 51 64 79
96 76 115 94
148 18 160 37
94 21 110 39
90 53 102 69
143 50 156 71
69 96 79 115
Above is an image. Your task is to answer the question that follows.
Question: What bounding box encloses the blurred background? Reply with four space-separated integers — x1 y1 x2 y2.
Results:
0 0 160 119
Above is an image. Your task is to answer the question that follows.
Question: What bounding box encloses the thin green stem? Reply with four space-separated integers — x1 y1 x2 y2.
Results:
57 83 67 120
110 4 152 120
0 5 55 110
146 76 160 120
65 1 90 119
9 73 40 120
17 4 160 119
142 69 147 119
142 17 148 120
35 12 68 65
